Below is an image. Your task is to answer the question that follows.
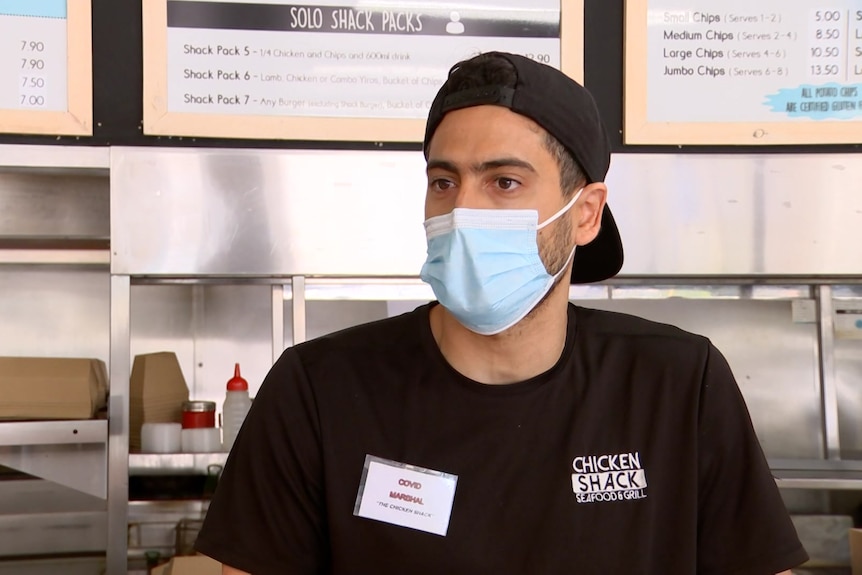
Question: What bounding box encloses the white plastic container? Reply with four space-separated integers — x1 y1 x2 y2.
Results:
140 422 181 453
222 363 252 452
181 427 222 453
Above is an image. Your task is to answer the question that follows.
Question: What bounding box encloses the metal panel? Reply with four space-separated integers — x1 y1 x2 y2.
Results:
128 453 226 475
129 284 275 403
0 421 106 446
184 284 274 400
271 285 285 363
836 332 862 461
0 511 106 557
817 286 841 459
0 172 110 240
0 480 107 559
0 268 109 362
607 154 862 276
0 479 105 514
290 293 822 462
108 275 131 575
575 299 821 460
0 267 111 496
128 288 388 398
300 300 390 342
0 556 105 575
291 276 307 345
111 148 862 277
110 147 427 276
0 444 107 499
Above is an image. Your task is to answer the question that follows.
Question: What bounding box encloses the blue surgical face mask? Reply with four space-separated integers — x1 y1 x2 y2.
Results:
420 188 583 336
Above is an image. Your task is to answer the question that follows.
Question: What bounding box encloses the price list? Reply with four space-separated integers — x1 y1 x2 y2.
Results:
162 0 562 120
0 1 68 113
640 0 862 125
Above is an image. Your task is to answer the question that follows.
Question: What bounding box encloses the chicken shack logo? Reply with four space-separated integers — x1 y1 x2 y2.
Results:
571 452 648 504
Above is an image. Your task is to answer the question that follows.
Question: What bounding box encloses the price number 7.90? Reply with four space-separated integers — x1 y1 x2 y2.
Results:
21 59 45 70
20 40 45 52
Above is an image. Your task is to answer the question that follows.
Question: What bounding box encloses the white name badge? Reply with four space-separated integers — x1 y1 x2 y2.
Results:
354 454 458 536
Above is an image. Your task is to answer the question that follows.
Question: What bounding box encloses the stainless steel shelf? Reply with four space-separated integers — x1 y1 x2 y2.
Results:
0 421 108 499
288 278 433 302
771 459 862 490
834 285 862 300
129 452 227 475
0 420 107 446
278 278 814 302
605 284 812 301
775 469 862 490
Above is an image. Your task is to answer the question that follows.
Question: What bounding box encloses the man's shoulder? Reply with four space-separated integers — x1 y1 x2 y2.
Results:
573 304 710 354
571 305 720 390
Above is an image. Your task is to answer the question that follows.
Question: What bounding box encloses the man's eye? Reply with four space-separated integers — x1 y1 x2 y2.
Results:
431 179 454 191
496 177 520 190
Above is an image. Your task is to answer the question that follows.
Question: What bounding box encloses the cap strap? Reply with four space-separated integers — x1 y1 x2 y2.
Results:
441 86 515 113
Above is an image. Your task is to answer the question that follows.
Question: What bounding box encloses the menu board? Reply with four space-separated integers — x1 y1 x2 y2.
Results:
625 0 862 144
143 0 583 141
0 0 92 135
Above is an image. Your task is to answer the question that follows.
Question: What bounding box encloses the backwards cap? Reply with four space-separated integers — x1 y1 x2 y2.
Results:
423 52 623 284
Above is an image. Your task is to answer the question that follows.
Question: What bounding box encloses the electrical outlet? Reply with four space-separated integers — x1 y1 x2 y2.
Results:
791 299 816 324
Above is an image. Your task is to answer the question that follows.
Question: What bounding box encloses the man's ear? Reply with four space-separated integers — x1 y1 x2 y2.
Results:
573 182 607 246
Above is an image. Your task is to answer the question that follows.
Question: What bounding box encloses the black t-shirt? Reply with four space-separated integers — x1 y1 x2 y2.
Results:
195 303 807 574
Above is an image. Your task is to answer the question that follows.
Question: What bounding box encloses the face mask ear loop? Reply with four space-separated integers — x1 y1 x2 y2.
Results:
552 244 578 281
537 187 584 231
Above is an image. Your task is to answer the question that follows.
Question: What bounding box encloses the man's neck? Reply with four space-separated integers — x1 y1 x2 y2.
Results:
429 283 571 385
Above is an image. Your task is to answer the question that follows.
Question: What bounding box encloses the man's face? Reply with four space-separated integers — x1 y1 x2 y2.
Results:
425 105 576 275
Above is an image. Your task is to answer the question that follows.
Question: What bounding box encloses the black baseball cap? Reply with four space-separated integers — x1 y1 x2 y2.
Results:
423 52 623 284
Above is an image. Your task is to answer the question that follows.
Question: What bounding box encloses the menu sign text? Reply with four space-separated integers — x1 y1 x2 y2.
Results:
625 0 862 144
0 0 92 135
144 0 583 141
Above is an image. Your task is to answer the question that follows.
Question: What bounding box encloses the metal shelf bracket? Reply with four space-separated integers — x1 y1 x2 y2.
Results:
0 420 108 499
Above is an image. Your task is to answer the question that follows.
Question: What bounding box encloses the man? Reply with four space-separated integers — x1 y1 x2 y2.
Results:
195 52 807 574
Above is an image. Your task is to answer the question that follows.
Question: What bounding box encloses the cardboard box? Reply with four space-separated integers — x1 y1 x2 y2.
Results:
130 352 190 449
150 555 220 575
791 514 851 567
850 528 862 574
0 357 108 420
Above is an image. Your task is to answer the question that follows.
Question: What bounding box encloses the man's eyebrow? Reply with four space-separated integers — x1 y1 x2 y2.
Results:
425 158 537 174
426 159 458 173
475 158 537 174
